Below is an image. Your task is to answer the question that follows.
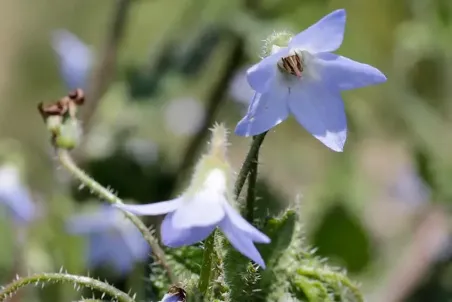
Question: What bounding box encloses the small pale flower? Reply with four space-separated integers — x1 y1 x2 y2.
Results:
115 124 271 268
0 164 36 224
66 206 149 274
235 9 387 152
51 29 93 90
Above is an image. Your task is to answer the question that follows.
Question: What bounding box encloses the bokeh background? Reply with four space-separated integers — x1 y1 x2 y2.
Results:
0 0 451 301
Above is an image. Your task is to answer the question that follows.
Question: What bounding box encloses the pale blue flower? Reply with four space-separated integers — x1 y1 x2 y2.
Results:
235 9 387 152
51 29 93 90
0 164 35 224
66 206 149 274
115 169 270 268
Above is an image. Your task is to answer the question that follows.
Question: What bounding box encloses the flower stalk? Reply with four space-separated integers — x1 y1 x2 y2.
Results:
234 131 267 199
0 273 134 302
198 230 216 294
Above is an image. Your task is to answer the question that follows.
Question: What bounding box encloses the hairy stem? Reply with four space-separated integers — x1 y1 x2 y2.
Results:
297 268 364 302
0 273 134 302
56 149 176 284
245 138 259 221
198 231 216 295
234 132 267 199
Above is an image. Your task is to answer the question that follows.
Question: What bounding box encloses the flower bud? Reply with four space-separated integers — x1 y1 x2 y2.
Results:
261 30 293 58
54 118 82 150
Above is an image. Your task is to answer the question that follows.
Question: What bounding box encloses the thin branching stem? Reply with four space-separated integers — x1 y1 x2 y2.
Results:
0 273 134 302
56 149 176 284
234 132 267 199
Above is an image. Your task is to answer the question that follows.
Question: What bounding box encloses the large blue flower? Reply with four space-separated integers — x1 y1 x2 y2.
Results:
66 206 150 274
235 9 387 152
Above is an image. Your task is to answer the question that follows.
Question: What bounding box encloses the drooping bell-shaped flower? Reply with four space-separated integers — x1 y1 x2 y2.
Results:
66 205 149 274
115 124 270 268
235 9 387 152
0 164 36 224
51 29 93 90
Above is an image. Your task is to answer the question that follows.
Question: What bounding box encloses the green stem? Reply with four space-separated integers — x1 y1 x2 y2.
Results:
56 149 176 284
234 132 267 199
0 273 134 302
198 231 216 294
245 141 259 222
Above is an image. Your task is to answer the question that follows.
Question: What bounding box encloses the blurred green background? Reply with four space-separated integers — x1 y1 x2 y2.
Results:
1 0 452 301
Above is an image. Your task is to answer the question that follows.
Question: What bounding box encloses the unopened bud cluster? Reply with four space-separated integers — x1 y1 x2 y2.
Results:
38 89 85 149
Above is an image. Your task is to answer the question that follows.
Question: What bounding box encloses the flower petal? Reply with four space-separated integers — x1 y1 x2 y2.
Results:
161 212 215 247
114 198 183 216
223 202 270 243
235 88 289 137
220 218 266 268
51 30 93 90
119 224 150 261
172 190 225 229
288 81 347 152
67 212 118 234
314 53 387 90
289 9 346 53
247 48 289 93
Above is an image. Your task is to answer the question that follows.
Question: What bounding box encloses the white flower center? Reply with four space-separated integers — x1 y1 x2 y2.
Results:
202 169 227 195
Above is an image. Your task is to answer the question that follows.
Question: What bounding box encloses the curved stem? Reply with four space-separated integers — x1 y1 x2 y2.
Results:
56 149 176 284
0 273 134 302
234 132 267 199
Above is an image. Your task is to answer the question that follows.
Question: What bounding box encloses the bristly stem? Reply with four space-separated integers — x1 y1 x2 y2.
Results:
0 273 134 302
234 132 268 199
56 149 176 284
245 137 260 222
198 230 216 295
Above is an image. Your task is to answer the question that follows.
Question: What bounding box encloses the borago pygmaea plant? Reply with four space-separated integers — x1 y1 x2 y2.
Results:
0 8 385 302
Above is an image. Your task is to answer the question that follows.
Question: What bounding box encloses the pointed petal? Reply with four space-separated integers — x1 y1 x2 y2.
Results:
220 219 266 268
235 87 289 137
247 48 289 93
314 53 387 90
172 191 225 229
288 81 347 152
161 212 215 247
223 202 270 243
289 9 346 53
114 198 182 216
